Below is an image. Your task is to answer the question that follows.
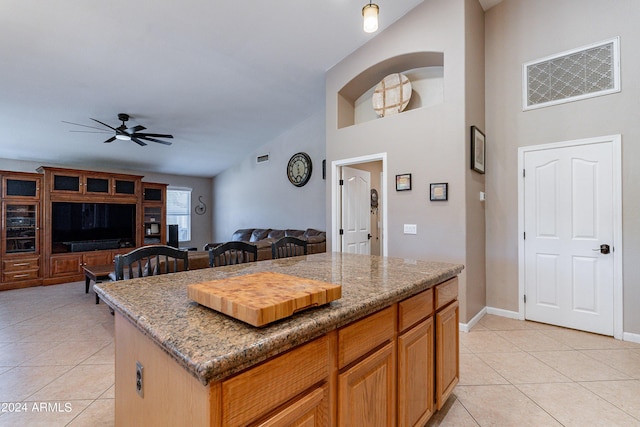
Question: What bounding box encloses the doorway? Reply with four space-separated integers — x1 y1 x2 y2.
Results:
332 153 387 256
518 135 622 338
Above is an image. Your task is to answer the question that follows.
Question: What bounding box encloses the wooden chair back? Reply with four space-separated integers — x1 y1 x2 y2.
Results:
271 236 308 259
114 245 189 281
209 241 258 267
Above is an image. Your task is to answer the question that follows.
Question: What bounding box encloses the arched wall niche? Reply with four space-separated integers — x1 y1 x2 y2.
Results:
337 51 444 129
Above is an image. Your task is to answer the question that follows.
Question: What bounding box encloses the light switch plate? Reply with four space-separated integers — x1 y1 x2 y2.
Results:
403 224 417 234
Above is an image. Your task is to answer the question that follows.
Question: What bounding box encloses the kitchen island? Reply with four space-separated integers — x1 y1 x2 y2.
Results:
95 252 463 426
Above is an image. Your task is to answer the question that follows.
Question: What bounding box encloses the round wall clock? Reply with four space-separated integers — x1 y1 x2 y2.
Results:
287 152 312 187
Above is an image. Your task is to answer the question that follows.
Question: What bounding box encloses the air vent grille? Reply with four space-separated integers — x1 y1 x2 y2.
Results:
523 37 619 110
256 153 269 164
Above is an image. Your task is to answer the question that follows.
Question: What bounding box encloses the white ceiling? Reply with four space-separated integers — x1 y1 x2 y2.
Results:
1 0 499 178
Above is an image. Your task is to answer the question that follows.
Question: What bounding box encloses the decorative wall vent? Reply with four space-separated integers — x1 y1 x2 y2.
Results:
256 153 270 164
523 37 620 110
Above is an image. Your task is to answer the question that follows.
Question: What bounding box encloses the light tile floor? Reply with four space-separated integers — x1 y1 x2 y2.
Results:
429 315 640 426
2 282 640 426
0 282 114 426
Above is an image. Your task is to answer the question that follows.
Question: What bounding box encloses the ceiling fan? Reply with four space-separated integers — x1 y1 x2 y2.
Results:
63 113 173 146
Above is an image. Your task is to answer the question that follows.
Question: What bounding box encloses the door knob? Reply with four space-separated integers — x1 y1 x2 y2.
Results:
593 244 611 254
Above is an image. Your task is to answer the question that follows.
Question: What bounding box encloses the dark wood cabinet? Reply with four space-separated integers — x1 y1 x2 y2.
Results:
43 168 140 197
0 168 166 288
435 279 459 410
142 183 167 245
0 172 42 290
38 167 148 285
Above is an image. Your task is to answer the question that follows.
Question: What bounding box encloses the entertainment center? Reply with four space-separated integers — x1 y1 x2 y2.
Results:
0 167 167 290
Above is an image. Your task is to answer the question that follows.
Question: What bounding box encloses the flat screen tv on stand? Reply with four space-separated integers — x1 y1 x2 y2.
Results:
51 202 137 253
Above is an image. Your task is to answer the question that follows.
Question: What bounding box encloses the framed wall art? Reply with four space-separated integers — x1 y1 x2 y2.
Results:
430 183 448 201
471 126 486 174
396 173 412 191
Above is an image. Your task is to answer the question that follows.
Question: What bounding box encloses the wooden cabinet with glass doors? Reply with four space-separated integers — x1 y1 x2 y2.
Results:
1 172 42 290
142 183 167 245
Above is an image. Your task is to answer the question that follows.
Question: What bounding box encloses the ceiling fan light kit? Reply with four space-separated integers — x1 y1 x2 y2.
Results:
362 1 379 33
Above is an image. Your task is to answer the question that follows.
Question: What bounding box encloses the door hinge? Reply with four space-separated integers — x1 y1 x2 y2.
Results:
524 295 527 303
339 179 344 186
339 229 344 235
523 169 526 178
523 232 526 240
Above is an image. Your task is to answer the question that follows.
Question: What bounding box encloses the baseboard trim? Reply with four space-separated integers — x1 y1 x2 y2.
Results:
459 307 487 332
623 331 640 344
486 306 522 320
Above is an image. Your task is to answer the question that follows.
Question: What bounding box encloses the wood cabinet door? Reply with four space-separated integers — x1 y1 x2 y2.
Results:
50 172 82 194
84 176 111 194
2 175 41 199
113 178 137 196
49 254 83 276
435 300 459 410
257 384 329 427
398 317 434 427
84 251 114 266
339 342 396 427
2 202 39 256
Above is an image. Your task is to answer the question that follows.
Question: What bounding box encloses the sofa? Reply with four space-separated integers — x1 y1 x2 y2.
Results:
205 228 326 261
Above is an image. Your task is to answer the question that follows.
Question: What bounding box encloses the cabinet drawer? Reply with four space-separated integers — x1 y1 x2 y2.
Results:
435 277 458 310
398 288 433 333
257 384 329 427
3 257 39 272
222 335 330 427
3 269 39 282
338 305 396 369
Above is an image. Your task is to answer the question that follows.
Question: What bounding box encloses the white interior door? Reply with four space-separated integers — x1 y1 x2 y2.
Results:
341 166 371 254
523 141 615 335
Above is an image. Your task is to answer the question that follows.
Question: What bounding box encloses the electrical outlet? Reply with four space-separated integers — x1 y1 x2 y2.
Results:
403 224 417 235
136 361 144 398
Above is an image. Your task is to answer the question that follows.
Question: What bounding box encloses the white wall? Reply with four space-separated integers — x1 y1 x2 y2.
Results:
485 0 640 334
211 110 326 241
0 158 213 250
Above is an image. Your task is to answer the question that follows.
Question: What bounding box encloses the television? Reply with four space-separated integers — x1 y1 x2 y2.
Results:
51 202 136 253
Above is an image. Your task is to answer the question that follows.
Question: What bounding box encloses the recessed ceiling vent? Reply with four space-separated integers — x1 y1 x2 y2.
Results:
523 37 620 110
256 153 270 164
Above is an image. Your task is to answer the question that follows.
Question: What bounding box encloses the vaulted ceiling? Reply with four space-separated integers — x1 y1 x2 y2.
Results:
0 0 499 178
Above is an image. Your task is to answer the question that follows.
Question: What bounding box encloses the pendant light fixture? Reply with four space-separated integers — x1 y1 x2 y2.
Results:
362 1 379 33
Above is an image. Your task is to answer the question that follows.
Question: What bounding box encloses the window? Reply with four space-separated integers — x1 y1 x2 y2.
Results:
166 187 191 242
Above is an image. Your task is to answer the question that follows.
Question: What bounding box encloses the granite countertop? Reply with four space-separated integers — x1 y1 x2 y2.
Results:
95 252 463 385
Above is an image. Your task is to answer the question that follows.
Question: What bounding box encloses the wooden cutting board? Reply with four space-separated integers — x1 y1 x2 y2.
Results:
187 272 342 327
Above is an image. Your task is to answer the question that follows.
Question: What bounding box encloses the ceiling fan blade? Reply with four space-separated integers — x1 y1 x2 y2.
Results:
131 137 148 146
90 118 119 132
127 125 146 133
104 136 117 143
137 136 172 145
134 133 173 139
70 130 112 134
62 120 109 131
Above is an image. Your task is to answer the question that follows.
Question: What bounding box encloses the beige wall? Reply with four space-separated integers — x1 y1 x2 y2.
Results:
326 0 486 323
464 0 487 323
212 111 326 241
485 0 640 334
0 158 213 250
